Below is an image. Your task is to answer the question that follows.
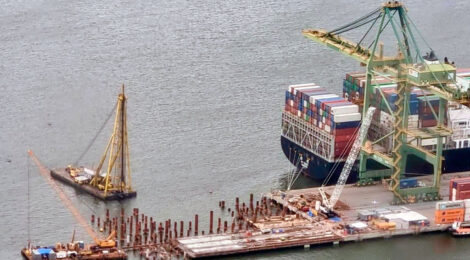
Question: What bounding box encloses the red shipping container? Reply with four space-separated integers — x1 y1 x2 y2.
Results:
321 99 348 111
333 127 358 136
297 88 326 98
455 182 470 190
346 72 365 83
449 178 470 200
290 106 297 115
421 119 437 127
457 191 470 200
284 104 290 112
353 76 366 87
335 147 352 157
334 134 357 143
335 141 351 149
420 105 440 114
325 118 331 127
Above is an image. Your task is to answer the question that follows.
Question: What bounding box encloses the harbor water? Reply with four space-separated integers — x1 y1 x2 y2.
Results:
1 0 470 259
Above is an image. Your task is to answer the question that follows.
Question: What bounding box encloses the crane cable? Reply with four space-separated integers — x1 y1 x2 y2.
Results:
27 152 31 246
333 14 381 35
322 123 361 186
74 103 117 166
329 7 381 35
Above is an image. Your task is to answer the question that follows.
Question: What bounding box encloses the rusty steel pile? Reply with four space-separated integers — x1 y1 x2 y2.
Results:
91 193 332 258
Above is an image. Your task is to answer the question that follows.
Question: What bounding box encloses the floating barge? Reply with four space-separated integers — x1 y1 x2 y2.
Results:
51 168 136 201
21 248 127 260
51 85 136 201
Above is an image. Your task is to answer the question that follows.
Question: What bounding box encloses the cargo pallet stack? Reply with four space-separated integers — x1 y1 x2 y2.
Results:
284 83 361 159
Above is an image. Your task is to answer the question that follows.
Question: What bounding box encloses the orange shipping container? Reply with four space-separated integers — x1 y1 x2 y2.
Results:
435 215 464 224
435 209 464 224
434 208 465 217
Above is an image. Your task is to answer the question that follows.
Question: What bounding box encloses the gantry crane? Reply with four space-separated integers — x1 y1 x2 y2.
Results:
303 1 470 203
90 85 133 197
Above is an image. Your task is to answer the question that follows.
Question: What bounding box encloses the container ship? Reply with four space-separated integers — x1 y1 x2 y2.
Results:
281 68 470 181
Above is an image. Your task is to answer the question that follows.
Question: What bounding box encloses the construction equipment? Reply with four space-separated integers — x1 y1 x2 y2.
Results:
319 107 376 212
303 1 470 203
89 85 133 197
28 150 117 249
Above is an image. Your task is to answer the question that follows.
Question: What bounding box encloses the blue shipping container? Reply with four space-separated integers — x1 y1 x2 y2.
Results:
400 178 418 189
315 97 344 109
409 100 419 115
332 120 361 129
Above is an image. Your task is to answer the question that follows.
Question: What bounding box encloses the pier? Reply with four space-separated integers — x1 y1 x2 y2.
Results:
85 172 470 259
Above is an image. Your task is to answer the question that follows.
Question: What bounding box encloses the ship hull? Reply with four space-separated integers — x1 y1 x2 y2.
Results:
281 135 470 182
281 135 346 182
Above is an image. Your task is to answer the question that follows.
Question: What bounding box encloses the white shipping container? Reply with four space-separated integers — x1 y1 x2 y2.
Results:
333 113 362 123
421 137 447 146
408 121 419 129
360 77 394 88
464 199 470 207
330 104 359 115
289 83 317 94
464 214 470 222
297 110 301 117
372 84 398 94
457 76 470 92
289 100 294 106
293 85 321 96
436 200 464 210
309 94 338 104
324 124 331 133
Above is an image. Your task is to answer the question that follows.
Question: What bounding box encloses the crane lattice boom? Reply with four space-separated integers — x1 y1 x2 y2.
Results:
319 107 376 210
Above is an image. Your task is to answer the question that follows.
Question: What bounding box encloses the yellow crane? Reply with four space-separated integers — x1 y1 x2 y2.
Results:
90 85 133 197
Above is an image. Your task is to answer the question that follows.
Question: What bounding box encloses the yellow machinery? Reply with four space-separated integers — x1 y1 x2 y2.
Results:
96 230 117 248
90 85 133 196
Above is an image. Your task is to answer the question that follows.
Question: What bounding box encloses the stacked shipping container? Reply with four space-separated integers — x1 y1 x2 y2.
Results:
342 72 449 152
449 177 470 201
456 68 470 92
284 83 361 159
434 177 470 224
435 201 465 224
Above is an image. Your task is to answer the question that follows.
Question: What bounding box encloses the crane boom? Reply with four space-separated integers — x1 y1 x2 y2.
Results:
319 107 376 210
28 150 117 247
27 150 98 242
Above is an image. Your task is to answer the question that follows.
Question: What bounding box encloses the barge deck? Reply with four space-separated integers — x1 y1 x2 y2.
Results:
50 168 136 201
